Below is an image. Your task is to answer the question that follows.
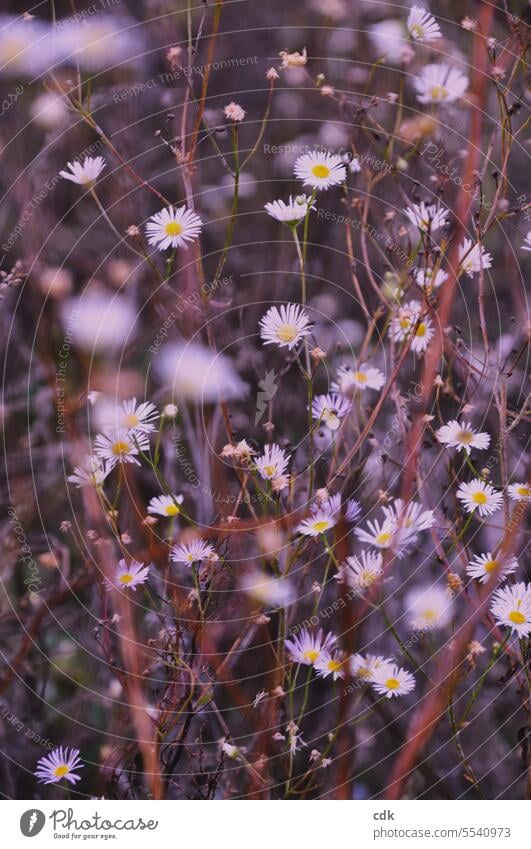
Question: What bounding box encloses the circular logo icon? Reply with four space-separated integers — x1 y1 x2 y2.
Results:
20 810 45 837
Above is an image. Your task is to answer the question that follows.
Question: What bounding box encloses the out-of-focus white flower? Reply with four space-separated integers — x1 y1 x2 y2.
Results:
240 570 294 607
147 493 183 517
265 194 315 225
311 392 352 431
145 205 202 251
30 92 69 128
254 443 290 480
457 478 503 517
436 420 490 455
284 628 336 665
61 292 137 352
351 653 393 681
390 300 434 355
58 18 144 71
490 582 531 637
369 19 411 64
458 238 493 277
405 585 453 630
105 559 150 591
224 101 245 122
404 201 448 233
171 539 217 565
0 16 59 76
68 455 109 488
294 150 345 190
60 156 106 186
333 363 385 393
508 482 531 502
415 266 448 289
279 47 307 68
467 551 518 584
259 303 313 350
407 6 442 43
336 550 383 590
414 63 468 104
220 741 241 759
94 428 149 471
35 746 83 785
371 663 416 698
156 342 246 403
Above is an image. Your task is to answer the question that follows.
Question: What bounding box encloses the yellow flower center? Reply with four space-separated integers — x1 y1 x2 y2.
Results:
517 486 531 497
375 532 392 545
457 430 474 444
304 649 320 663
277 323 297 343
411 24 424 38
483 559 499 574
313 520 330 533
509 610 525 625
53 764 70 778
119 573 134 584
263 464 276 477
431 85 447 101
354 371 368 383
165 221 183 237
415 322 426 338
399 317 411 330
422 608 437 622
328 659 342 672
360 570 377 586
112 441 130 456
311 164 330 179
164 504 180 516
385 677 400 690
124 413 139 427
472 490 487 505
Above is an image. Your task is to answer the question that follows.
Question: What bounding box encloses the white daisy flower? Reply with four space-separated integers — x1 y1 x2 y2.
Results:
508 483 531 502
458 238 493 277
314 651 346 680
350 653 393 682
405 585 453 630
147 493 184 517
490 582 531 637
265 194 315 225
311 392 352 431
467 551 518 584
259 303 313 350
407 6 442 42
332 363 385 394
297 509 337 537
254 443 290 480
35 746 83 785
94 428 149 471
171 539 217 565
372 664 416 698
457 478 503 517
522 232 531 252
336 550 384 590
102 398 159 435
293 150 346 191
436 420 490 455
284 628 336 666
145 205 203 251
60 156 106 186
105 559 151 591
345 498 362 522
414 63 469 104
404 201 448 233
382 498 435 538
67 455 109 488
354 517 398 550
390 300 434 354
415 266 448 289
156 341 246 403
